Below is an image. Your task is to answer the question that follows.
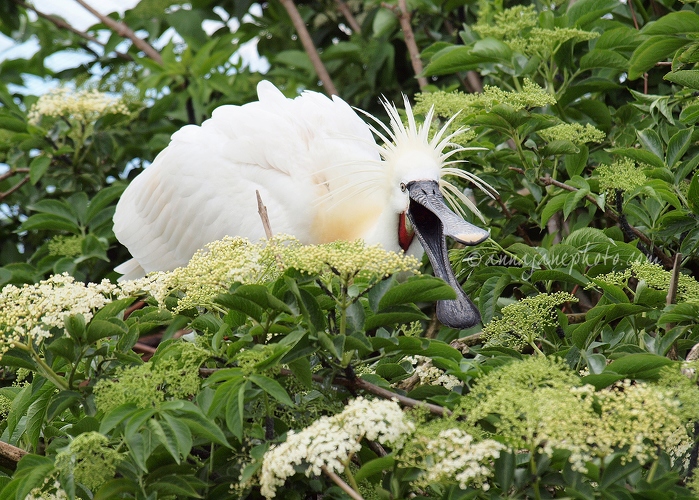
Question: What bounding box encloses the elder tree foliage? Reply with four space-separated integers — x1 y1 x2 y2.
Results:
1 0 699 498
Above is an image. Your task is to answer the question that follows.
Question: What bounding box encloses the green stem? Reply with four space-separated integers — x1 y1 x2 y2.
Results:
530 451 542 500
21 343 69 390
343 454 361 493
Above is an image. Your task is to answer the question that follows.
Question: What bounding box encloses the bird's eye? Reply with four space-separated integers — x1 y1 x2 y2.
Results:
400 183 406 192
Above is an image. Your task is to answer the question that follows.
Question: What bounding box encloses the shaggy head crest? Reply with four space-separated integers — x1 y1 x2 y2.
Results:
357 96 496 222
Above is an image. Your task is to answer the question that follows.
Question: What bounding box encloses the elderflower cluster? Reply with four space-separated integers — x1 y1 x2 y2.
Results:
415 80 556 118
460 357 696 473
54 432 123 490
0 274 118 359
126 235 421 312
473 5 538 39
596 158 648 192
405 355 461 390
25 481 69 500
482 292 577 350
419 429 504 490
260 397 415 498
93 341 209 414
538 123 606 145
631 261 699 302
509 28 599 58
28 88 129 125
586 269 632 289
47 235 84 257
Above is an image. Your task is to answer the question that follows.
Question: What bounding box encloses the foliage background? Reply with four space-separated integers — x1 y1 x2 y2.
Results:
1 0 699 498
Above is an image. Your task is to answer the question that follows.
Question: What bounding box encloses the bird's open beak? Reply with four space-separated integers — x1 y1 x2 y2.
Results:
406 180 489 329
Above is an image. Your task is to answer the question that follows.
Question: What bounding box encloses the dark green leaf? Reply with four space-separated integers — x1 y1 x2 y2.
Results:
378 275 456 309
354 456 396 482
664 69 699 90
249 374 294 406
628 37 690 80
29 156 50 185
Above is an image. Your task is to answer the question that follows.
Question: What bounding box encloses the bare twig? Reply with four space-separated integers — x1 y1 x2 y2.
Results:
200 366 452 416
11 0 132 61
0 175 30 200
72 0 162 64
0 440 27 469
335 0 362 34
256 190 274 239
279 0 338 96
395 0 428 90
321 466 365 500
450 333 482 354
465 71 483 93
0 168 29 183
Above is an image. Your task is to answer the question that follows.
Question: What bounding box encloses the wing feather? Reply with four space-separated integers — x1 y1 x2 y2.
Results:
113 81 383 279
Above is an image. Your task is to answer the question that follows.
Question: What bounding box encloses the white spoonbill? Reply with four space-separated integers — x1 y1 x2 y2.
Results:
113 81 493 328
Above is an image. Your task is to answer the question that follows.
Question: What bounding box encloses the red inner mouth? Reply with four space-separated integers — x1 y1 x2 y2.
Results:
398 211 415 252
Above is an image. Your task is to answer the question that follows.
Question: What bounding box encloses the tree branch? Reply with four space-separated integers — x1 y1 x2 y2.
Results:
279 0 339 96
0 440 27 470
11 0 132 61
334 0 362 34
394 0 428 90
0 168 29 183
72 0 162 64
321 466 365 500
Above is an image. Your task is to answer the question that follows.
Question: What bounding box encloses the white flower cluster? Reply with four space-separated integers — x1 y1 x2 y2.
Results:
0 274 118 357
24 480 69 500
406 355 462 390
421 429 504 490
260 397 415 498
28 88 129 125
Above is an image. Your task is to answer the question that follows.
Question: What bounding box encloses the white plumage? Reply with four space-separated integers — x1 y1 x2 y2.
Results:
113 81 493 327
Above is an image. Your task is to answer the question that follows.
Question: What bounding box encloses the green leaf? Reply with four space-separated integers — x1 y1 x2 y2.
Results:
0 112 27 132
606 147 665 170
471 38 512 61
149 419 182 464
100 403 140 434
92 297 137 322
378 275 456 309
542 140 579 156
16 213 81 234
249 374 294 406
580 50 629 71
664 69 699 90
85 185 125 224
540 193 567 226
665 128 693 168
423 46 500 76
565 144 589 178
25 384 54 450
641 11 699 35
563 188 589 219
87 318 128 343
478 274 510 324
628 37 690 80
161 412 193 461
29 156 51 185
365 305 429 330
603 353 674 379
372 7 397 38
354 456 396 482
636 129 665 160
225 380 246 441
566 0 618 27
680 103 699 124
93 479 140 500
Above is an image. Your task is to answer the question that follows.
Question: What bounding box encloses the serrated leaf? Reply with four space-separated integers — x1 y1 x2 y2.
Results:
87 318 128 343
423 46 500 76
641 11 699 35
563 188 589 219
664 69 699 91
365 305 429 330
628 37 690 80
567 0 619 27
636 129 664 160
580 49 629 71
542 140 579 156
